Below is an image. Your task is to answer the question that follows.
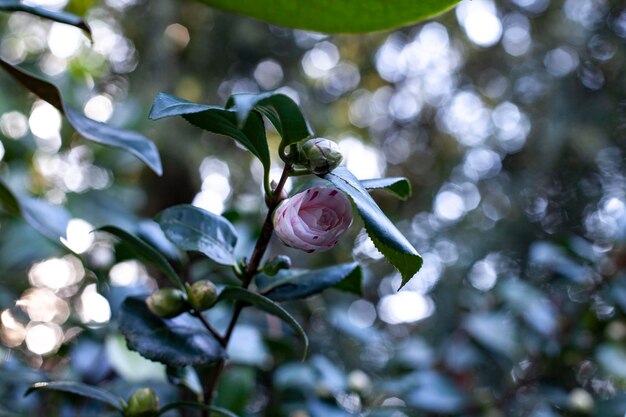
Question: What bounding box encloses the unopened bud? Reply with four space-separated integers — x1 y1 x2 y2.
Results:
146 288 188 319
301 138 343 175
125 388 159 417
263 255 292 276
186 280 218 312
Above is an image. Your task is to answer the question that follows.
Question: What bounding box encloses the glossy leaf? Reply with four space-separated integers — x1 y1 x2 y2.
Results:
361 177 412 201
324 167 422 288
218 287 308 359
226 92 312 146
97 226 183 288
155 204 238 266
166 367 203 397
150 92 270 171
0 179 70 241
0 58 162 175
25 381 124 410
20 196 71 242
118 296 226 367
0 0 91 34
158 402 240 417
196 0 460 33
256 262 362 301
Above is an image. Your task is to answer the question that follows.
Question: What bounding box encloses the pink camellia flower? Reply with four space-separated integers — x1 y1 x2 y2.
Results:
273 186 353 253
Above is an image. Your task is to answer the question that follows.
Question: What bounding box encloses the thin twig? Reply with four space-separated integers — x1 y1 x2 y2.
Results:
194 311 226 345
201 164 291 412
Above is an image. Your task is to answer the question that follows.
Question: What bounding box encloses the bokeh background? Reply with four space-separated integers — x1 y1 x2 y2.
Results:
1 0 626 416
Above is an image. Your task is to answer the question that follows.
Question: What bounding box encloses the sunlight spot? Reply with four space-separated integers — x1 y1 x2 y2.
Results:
18 288 69 323
469 258 498 291
0 111 28 139
339 137 385 179
544 46 579 77
434 190 465 221
302 41 340 78
79 284 111 324
348 300 377 328
457 0 503 47
61 218 95 254
29 101 61 139
164 23 190 49
47 23 84 58
254 59 284 90
28 256 84 291
84 95 114 122
109 260 149 286
25 322 63 355
0 310 26 347
378 291 434 324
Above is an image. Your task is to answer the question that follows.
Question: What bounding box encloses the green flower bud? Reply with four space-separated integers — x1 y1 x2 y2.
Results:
263 255 292 276
186 280 218 312
124 388 159 417
146 288 188 319
301 138 343 175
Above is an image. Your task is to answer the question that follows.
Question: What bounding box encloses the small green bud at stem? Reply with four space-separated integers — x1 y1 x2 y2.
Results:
146 288 188 319
263 255 292 276
186 280 218 312
124 388 159 417
301 138 343 175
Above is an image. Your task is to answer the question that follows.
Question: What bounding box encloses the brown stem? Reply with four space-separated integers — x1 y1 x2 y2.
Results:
202 165 291 412
194 312 226 345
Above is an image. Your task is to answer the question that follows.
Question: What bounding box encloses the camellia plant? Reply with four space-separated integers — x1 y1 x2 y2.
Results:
14 91 422 415
0 50 421 417
0 1 485 415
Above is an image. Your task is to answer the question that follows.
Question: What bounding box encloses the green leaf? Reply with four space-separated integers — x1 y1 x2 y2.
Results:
158 401 240 417
195 0 460 33
97 226 183 288
118 296 226 367
155 204 238 266
166 366 203 397
0 58 162 175
0 179 22 216
324 167 422 288
361 177 412 201
24 381 124 411
256 262 362 301
150 93 270 172
0 0 91 34
217 287 308 359
0 178 70 241
226 92 312 146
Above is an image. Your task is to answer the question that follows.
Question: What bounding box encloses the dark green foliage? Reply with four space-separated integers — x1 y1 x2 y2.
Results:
256 262 362 300
325 167 422 287
118 296 226 366
156 204 238 266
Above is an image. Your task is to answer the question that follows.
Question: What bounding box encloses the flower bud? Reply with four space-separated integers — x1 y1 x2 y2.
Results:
273 186 352 253
146 288 188 319
263 255 292 276
301 138 343 175
186 280 218 312
124 388 159 417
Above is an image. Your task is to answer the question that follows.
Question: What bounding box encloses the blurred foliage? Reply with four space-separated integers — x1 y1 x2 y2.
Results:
0 0 626 416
